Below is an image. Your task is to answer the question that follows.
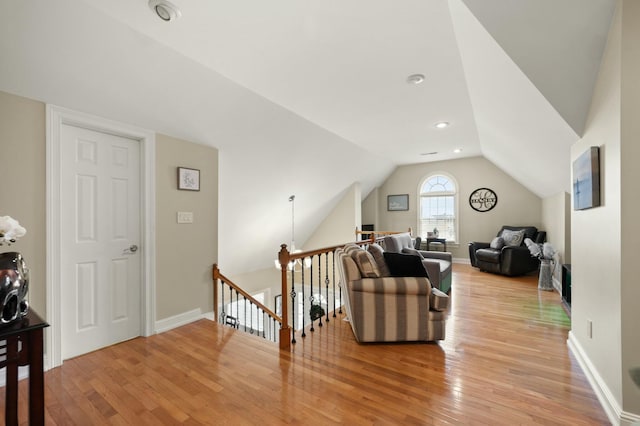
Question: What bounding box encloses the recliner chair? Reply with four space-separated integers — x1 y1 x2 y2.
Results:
383 233 452 293
468 226 546 276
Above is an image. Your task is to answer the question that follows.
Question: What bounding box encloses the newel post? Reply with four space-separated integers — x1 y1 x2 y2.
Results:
212 263 220 323
278 244 292 350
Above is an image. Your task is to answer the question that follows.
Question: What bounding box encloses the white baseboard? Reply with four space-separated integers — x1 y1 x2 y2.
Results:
453 257 471 264
568 332 640 425
155 308 203 334
553 276 562 294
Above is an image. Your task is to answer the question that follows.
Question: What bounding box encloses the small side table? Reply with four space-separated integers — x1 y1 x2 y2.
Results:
426 237 447 251
0 310 49 426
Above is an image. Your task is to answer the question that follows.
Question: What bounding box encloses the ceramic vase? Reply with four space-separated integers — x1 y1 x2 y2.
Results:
0 251 30 323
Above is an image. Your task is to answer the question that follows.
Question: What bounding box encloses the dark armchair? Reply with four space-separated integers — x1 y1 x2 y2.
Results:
468 226 546 276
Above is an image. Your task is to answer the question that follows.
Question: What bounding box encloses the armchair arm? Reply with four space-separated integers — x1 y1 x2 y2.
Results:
420 259 441 285
429 287 449 312
418 250 452 262
468 241 490 267
500 246 539 276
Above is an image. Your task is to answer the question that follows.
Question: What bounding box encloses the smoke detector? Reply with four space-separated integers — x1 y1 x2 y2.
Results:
149 0 182 22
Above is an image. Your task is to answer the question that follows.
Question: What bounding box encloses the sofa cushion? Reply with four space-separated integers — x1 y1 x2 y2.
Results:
342 256 362 281
475 248 501 263
500 229 525 247
383 252 429 278
367 243 391 277
383 232 413 253
429 287 449 312
351 249 381 278
489 237 505 250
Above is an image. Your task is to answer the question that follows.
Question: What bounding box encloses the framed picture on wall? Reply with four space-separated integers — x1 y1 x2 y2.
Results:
387 194 409 211
572 147 600 210
178 167 200 191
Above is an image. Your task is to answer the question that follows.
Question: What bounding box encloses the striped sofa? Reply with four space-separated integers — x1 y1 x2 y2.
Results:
336 244 449 343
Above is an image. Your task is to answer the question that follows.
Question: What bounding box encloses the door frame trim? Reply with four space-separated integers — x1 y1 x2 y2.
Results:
46 105 156 369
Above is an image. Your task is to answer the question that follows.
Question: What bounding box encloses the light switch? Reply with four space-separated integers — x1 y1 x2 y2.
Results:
177 211 194 224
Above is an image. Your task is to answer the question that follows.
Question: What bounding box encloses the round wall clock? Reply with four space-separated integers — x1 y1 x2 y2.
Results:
469 188 498 212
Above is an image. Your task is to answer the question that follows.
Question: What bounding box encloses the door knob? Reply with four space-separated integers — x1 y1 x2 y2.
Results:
129 244 138 253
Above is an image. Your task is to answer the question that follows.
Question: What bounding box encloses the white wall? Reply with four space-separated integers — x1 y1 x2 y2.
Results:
303 183 362 250
569 1 640 421
361 187 379 231
541 192 570 285
375 157 542 260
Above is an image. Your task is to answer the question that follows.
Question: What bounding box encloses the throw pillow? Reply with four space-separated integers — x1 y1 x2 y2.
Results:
367 243 391 277
402 247 425 258
351 249 381 278
500 229 526 247
383 252 429 278
489 237 505 250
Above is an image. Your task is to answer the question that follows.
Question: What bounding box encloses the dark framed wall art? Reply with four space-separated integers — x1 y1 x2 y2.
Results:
573 147 600 210
178 167 200 191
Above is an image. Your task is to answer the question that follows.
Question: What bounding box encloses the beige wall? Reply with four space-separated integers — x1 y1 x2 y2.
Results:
303 183 361 250
0 90 220 328
155 134 218 320
361 187 379 231
541 192 571 284
620 0 640 414
375 157 542 260
0 91 46 316
570 0 640 418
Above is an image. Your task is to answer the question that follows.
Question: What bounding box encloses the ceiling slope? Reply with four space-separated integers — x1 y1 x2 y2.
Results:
0 0 394 275
461 0 616 137
0 0 617 273
450 0 581 197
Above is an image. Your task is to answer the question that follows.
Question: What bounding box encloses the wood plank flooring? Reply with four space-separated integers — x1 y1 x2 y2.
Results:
1 264 608 425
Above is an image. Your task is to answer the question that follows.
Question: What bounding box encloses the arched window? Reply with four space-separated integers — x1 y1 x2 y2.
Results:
419 174 458 242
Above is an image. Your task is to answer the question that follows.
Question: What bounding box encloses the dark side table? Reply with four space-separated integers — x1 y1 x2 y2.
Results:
426 237 447 251
0 310 49 426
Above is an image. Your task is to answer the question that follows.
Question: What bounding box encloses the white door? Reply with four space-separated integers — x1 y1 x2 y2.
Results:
60 124 141 360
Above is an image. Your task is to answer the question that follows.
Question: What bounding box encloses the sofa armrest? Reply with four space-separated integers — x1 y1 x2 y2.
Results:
418 250 452 262
350 277 431 295
500 245 538 276
429 287 449 312
468 241 490 266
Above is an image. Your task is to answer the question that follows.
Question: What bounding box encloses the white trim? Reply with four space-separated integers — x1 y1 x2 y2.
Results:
453 257 471 264
46 105 156 370
155 308 203 334
567 332 640 425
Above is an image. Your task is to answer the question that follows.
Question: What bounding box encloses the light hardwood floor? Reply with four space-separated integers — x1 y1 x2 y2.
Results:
1 264 608 425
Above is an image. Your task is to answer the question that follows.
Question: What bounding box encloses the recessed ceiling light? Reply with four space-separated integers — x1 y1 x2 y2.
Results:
434 121 449 129
149 0 182 22
420 151 438 156
407 74 426 85
453 148 462 153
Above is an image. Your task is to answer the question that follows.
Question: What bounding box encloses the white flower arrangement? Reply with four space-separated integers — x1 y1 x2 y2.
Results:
524 238 556 260
0 215 26 246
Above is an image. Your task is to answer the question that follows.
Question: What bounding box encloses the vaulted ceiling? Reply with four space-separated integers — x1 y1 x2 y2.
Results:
0 0 616 274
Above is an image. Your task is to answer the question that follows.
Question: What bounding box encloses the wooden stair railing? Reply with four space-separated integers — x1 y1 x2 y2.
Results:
213 228 409 351
212 264 286 348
